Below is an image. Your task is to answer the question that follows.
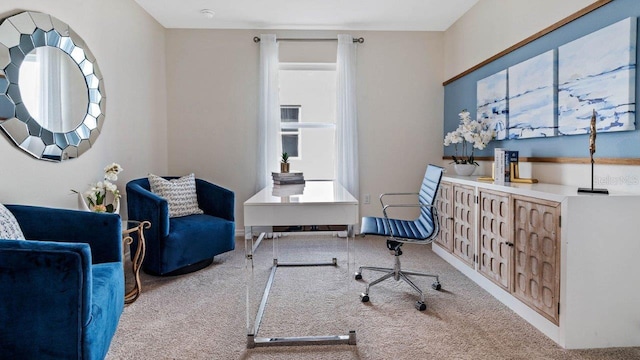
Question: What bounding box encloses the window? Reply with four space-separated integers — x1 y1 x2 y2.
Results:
280 105 300 158
279 63 336 180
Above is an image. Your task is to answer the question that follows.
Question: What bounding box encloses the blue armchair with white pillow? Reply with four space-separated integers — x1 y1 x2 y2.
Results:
0 204 123 360
126 174 235 276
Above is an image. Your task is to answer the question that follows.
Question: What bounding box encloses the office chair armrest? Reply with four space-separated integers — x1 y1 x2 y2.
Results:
381 203 437 217
379 192 419 208
382 203 439 239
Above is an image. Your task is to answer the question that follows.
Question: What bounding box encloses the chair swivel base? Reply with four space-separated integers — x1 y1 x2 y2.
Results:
355 251 441 311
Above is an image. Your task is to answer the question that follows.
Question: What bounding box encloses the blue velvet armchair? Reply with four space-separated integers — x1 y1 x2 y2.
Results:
0 205 124 360
126 177 235 276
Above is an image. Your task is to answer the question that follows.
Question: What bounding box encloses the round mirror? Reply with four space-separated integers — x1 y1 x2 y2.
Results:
0 11 106 162
19 46 89 133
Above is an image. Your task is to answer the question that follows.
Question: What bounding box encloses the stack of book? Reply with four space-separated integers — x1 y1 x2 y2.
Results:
271 171 305 196
272 171 305 185
494 149 519 184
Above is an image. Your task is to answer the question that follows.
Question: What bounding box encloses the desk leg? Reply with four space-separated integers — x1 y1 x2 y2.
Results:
246 228 357 348
245 226 255 344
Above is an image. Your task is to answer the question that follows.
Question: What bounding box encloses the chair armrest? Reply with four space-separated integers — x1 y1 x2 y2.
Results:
0 239 92 352
6 205 121 264
196 179 235 221
379 192 419 208
126 182 170 239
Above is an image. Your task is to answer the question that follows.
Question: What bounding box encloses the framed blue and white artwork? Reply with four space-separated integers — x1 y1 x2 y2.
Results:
508 50 556 139
477 70 508 140
558 17 637 135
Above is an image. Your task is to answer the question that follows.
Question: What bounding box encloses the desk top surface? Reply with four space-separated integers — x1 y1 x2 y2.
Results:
244 180 358 206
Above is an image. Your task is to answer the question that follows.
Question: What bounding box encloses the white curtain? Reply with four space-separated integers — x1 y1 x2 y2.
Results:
256 34 282 191
335 34 359 198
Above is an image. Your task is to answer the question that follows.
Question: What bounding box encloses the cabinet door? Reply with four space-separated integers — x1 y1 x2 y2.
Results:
478 189 511 290
452 184 475 267
434 181 454 252
512 196 560 325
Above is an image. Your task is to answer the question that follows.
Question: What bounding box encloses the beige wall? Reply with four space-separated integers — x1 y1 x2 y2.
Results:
0 0 168 213
444 0 598 81
166 30 444 226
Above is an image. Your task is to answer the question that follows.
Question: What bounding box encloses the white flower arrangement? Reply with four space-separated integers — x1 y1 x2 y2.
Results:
444 110 495 165
73 163 123 213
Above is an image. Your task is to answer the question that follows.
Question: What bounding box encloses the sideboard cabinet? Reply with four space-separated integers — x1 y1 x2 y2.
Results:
433 175 640 349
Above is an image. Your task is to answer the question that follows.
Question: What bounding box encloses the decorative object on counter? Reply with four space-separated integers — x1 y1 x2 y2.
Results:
444 110 495 175
73 163 123 213
280 152 290 173
508 162 538 184
578 110 608 194
478 149 538 184
452 163 476 176
492 148 507 184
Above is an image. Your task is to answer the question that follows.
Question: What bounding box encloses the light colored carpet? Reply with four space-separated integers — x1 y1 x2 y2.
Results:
107 235 640 360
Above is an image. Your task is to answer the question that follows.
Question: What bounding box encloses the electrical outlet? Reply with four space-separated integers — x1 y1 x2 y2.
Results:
364 194 370 204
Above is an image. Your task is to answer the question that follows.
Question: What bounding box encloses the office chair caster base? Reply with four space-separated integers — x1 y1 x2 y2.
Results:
415 301 426 311
354 272 362 280
360 293 370 302
432 281 441 291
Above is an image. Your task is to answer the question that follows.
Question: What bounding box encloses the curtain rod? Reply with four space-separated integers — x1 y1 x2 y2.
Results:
253 36 364 44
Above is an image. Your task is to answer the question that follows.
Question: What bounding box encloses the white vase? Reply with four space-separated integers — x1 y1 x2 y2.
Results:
77 192 120 214
453 163 477 176
77 192 91 211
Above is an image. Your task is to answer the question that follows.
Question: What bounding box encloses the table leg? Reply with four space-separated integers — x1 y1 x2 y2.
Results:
124 221 150 304
245 227 357 348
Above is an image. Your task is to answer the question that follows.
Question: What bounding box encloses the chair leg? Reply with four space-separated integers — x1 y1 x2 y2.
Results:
359 272 394 303
357 265 393 274
398 272 425 302
401 270 441 290
356 250 441 310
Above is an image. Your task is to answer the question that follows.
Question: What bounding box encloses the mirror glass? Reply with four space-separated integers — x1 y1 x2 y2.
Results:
19 46 88 133
0 11 106 162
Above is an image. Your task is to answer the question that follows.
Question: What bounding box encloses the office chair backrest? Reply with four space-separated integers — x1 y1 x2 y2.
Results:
415 164 444 237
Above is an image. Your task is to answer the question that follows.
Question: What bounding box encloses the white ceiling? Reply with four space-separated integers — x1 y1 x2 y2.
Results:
134 0 480 31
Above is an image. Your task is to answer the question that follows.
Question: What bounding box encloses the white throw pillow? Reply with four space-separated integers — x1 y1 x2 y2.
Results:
0 204 25 240
148 173 204 218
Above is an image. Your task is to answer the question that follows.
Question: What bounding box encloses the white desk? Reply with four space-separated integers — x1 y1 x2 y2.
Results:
243 180 359 348
244 180 359 234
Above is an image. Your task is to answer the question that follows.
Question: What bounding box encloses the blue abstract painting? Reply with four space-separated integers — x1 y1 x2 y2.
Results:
558 17 637 135
477 70 508 140
508 50 556 139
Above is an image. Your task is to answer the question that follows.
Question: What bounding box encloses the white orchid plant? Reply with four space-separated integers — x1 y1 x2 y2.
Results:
73 163 123 213
444 110 495 166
